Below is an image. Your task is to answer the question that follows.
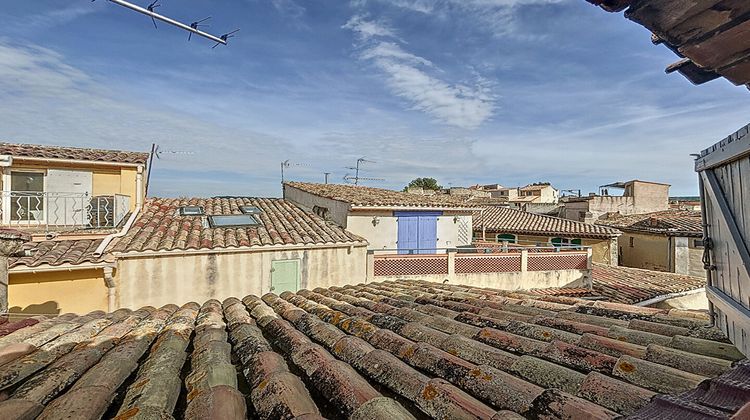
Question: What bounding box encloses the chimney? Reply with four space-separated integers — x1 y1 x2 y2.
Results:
0 229 30 314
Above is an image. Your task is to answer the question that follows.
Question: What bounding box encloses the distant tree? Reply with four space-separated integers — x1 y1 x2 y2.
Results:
404 178 442 192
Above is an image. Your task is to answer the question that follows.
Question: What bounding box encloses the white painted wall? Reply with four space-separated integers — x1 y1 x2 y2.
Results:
346 211 473 252
373 269 588 290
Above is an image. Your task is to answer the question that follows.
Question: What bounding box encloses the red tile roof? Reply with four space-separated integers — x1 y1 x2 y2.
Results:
285 182 478 209
477 207 621 239
9 239 106 269
0 279 743 418
112 197 365 253
597 210 702 237
0 143 149 165
591 263 706 305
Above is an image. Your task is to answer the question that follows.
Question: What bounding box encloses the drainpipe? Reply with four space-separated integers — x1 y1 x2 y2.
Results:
481 208 486 241
94 165 144 256
0 229 30 314
103 265 116 312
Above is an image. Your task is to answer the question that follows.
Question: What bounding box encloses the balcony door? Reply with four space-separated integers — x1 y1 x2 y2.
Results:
9 171 45 223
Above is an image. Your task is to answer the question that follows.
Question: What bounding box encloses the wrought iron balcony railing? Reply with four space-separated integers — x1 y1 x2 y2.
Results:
1 191 130 231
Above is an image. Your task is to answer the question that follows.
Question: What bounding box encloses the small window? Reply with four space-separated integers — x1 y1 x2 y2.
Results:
495 234 516 244
693 239 704 248
179 206 204 216
239 206 262 215
551 238 582 248
208 214 260 228
629 237 634 248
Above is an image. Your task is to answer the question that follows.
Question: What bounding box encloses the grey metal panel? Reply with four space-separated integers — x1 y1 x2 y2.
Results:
696 123 750 171
699 122 750 357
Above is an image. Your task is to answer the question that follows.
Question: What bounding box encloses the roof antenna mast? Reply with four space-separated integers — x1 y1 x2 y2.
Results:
95 0 238 47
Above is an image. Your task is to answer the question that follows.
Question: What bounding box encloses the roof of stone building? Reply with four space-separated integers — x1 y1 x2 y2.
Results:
531 264 707 305
597 210 703 237
476 206 622 239
111 197 365 254
285 182 478 209
0 143 149 165
0 279 746 419
9 239 107 269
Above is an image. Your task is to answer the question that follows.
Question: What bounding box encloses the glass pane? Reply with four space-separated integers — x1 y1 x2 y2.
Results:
10 172 44 221
11 172 44 192
209 214 259 227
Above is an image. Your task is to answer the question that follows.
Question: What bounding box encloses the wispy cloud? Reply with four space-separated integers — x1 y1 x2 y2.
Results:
364 0 568 37
343 16 495 129
271 0 306 19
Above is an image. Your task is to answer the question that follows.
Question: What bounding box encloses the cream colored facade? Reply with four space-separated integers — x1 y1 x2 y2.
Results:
347 210 473 252
284 185 475 253
114 245 367 310
563 180 670 223
618 231 704 277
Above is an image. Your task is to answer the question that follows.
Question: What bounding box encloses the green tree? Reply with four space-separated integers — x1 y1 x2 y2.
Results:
404 178 442 192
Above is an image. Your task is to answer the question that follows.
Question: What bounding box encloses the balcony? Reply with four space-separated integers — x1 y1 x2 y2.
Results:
367 246 592 291
1 191 130 232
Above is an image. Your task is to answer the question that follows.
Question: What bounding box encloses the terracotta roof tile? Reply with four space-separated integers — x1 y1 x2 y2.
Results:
597 210 703 237
9 239 105 269
0 143 149 165
590 263 706 305
285 182 478 208
0 279 746 418
477 207 621 239
112 197 365 253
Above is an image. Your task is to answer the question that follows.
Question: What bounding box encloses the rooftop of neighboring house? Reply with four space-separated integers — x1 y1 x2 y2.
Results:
0 278 747 419
110 196 366 254
586 0 750 89
520 184 554 191
285 182 478 210
476 206 621 239
9 239 108 270
0 142 149 165
596 210 703 237
530 263 707 306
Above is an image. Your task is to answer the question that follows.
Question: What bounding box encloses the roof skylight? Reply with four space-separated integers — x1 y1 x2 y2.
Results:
179 206 205 216
239 206 263 215
208 214 260 228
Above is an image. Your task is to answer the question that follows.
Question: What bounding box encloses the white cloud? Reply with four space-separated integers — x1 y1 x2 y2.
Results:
0 40 296 197
343 16 495 129
271 0 306 19
364 0 568 38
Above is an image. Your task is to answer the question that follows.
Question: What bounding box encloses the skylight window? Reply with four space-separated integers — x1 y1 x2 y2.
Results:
208 214 260 228
239 206 263 215
179 206 204 216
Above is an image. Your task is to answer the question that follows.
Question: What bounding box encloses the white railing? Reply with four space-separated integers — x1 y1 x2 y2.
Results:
1 191 130 230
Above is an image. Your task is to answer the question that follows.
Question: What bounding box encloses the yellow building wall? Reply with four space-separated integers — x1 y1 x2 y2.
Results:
92 170 121 196
9 268 108 316
619 232 670 272
120 168 140 211
477 232 614 264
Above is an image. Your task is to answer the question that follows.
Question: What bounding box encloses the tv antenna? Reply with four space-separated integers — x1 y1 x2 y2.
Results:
188 17 211 41
345 157 378 186
281 160 309 184
95 0 238 47
212 29 240 49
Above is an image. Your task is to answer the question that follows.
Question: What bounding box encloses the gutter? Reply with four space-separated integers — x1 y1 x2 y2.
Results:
94 164 144 257
634 287 705 307
113 240 370 259
10 262 113 274
11 156 145 168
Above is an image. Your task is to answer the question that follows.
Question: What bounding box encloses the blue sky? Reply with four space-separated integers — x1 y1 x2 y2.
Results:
0 1 748 197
